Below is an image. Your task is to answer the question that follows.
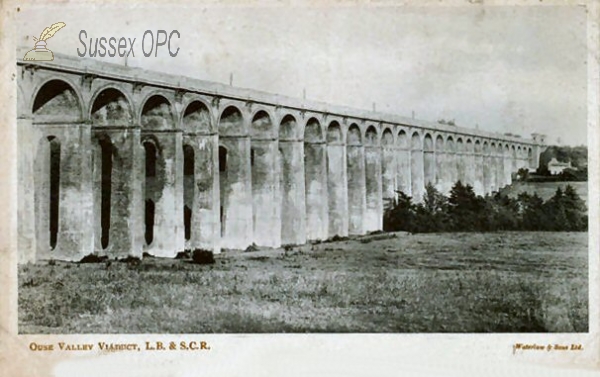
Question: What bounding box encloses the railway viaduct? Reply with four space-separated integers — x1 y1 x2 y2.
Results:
16 53 546 263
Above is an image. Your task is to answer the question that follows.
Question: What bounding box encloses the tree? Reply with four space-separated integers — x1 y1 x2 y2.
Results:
447 181 480 231
518 192 544 230
383 190 415 232
516 168 529 181
412 183 449 232
562 185 587 231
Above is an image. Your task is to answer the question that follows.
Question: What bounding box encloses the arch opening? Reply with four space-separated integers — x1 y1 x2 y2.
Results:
304 118 323 143
141 95 173 130
327 121 342 144
183 101 212 134
183 145 195 242
218 146 228 237
143 141 158 245
347 124 361 145
99 138 113 249
280 115 297 140
33 80 81 121
219 106 245 136
251 110 273 138
91 88 132 126
48 137 61 250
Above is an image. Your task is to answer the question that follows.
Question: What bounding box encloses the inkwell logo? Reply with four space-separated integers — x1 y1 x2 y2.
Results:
23 22 66 61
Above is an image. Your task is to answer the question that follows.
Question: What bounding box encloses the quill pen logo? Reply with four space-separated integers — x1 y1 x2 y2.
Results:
23 22 66 61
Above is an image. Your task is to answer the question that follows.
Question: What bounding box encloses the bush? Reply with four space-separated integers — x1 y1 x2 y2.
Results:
175 250 191 259
191 249 215 265
245 243 260 252
79 254 109 264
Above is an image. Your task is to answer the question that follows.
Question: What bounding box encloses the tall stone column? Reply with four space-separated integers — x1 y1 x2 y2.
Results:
92 128 144 259
434 136 445 193
327 139 349 238
473 142 484 196
423 136 435 188
346 139 366 235
381 130 396 202
219 136 253 249
410 133 424 202
495 145 504 192
365 140 382 232
503 146 512 187
185 133 220 253
251 139 280 247
17 116 37 263
142 131 184 257
483 143 492 194
279 139 307 245
464 141 475 189
444 138 456 194
396 134 411 197
304 141 328 241
33 123 94 261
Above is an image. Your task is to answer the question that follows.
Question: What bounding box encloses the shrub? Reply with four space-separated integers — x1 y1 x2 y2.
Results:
191 249 215 265
245 243 260 252
79 254 108 264
175 250 191 259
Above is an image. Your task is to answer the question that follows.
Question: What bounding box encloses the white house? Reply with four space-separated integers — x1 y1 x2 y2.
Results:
547 158 571 175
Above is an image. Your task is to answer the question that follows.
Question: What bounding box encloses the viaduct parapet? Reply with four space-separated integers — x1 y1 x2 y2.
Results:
16 52 546 263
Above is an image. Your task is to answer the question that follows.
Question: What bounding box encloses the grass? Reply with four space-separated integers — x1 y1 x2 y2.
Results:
18 232 588 333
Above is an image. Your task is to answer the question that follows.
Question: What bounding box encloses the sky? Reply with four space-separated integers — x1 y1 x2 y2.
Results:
17 3 589 146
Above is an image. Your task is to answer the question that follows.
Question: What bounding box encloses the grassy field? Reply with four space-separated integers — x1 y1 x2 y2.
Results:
18 232 588 334
499 181 588 205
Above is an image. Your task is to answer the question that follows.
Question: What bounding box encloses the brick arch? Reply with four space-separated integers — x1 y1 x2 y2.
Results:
181 99 213 134
32 78 83 123
411 131 422 150
327 121 343 144
347 123 362 146
446 135 455 152
90 87 133 127
423 133 433 152
218 105 246 136
365 125 379 146
381 127 394 146
250 108 276 139
140 94 175 131
466 138 474 153
279 114 298 141
435 134 444 151
397 129 409 149
303 117 324 143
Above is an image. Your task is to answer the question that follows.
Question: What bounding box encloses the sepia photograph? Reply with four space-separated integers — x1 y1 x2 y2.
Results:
2 0 599 375
14 2 591 335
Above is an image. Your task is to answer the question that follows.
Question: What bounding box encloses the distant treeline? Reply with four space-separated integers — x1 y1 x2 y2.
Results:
383 181 587 233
